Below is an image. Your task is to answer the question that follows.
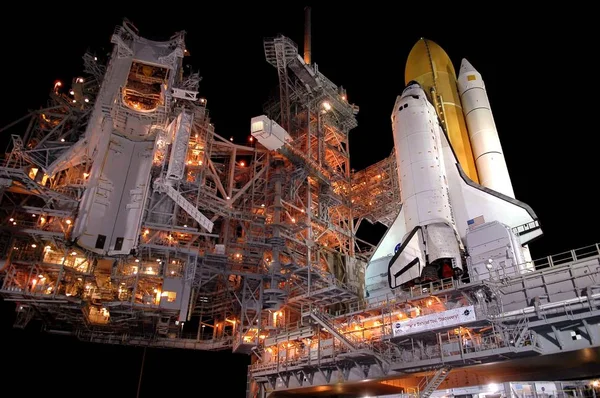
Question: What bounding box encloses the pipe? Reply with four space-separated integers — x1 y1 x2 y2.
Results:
3 299 70 303
47 329 73 335
303 6 312 64
496 292 600 319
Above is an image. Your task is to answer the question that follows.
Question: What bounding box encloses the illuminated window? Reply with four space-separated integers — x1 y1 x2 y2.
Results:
161 291 177 303
467 75 477 81
28 168 39 180
122 61 170 112
251 121 264 133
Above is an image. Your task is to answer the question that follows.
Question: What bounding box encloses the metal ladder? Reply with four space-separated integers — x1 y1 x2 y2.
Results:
309 310 356 351
154 179 213 232
418 367 451 398
511 316 531 348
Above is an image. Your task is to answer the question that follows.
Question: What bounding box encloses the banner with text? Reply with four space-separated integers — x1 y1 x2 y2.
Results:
392 305 476 337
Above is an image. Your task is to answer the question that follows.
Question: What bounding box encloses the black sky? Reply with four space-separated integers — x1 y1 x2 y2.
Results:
1 5 599 397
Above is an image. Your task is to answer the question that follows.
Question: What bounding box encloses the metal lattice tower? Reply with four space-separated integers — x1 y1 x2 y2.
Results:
1 19 599 398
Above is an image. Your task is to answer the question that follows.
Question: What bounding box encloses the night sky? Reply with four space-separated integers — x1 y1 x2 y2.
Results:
1 6 598 397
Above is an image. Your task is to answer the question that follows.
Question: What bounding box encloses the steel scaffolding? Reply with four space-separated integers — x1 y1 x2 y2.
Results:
0 23 364 355
1 21 599 398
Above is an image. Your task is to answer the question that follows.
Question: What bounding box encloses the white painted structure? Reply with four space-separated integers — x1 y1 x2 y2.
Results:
250 115 291 151
457 59 515 198
387 83 462 288
366 80 542 300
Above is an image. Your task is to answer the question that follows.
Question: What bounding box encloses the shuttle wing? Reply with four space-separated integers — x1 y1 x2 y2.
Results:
388 226 426 289
364 206 405 300
439 129 542 245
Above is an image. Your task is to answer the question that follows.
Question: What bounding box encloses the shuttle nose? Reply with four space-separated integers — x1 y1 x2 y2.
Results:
459 58 476 75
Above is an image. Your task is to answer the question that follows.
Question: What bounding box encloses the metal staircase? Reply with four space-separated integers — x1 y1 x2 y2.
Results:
153 179 213 232
418 367 451 398
309 310 356 351
509 317 532 348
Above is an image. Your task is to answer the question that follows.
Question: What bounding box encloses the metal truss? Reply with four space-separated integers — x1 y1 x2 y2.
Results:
1 22 599 398
248 243 600 397
0 28 364 358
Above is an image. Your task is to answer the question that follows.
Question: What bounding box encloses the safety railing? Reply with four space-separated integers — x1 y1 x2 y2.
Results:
469 243 600 283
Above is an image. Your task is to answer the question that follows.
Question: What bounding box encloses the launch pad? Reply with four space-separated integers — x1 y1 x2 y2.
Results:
1 14 599 398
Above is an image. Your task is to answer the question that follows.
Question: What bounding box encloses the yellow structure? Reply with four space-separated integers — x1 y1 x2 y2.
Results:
404 38 479 183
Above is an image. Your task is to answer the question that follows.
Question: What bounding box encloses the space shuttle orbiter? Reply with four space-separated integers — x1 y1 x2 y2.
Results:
365 39 542 300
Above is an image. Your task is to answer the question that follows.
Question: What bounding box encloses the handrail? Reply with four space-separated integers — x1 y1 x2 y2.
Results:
348 242 600 319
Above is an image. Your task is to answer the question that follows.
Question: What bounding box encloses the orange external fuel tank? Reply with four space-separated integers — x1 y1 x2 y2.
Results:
404 38 479 183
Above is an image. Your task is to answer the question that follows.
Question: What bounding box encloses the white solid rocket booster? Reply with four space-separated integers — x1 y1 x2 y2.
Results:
457 59 515 198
